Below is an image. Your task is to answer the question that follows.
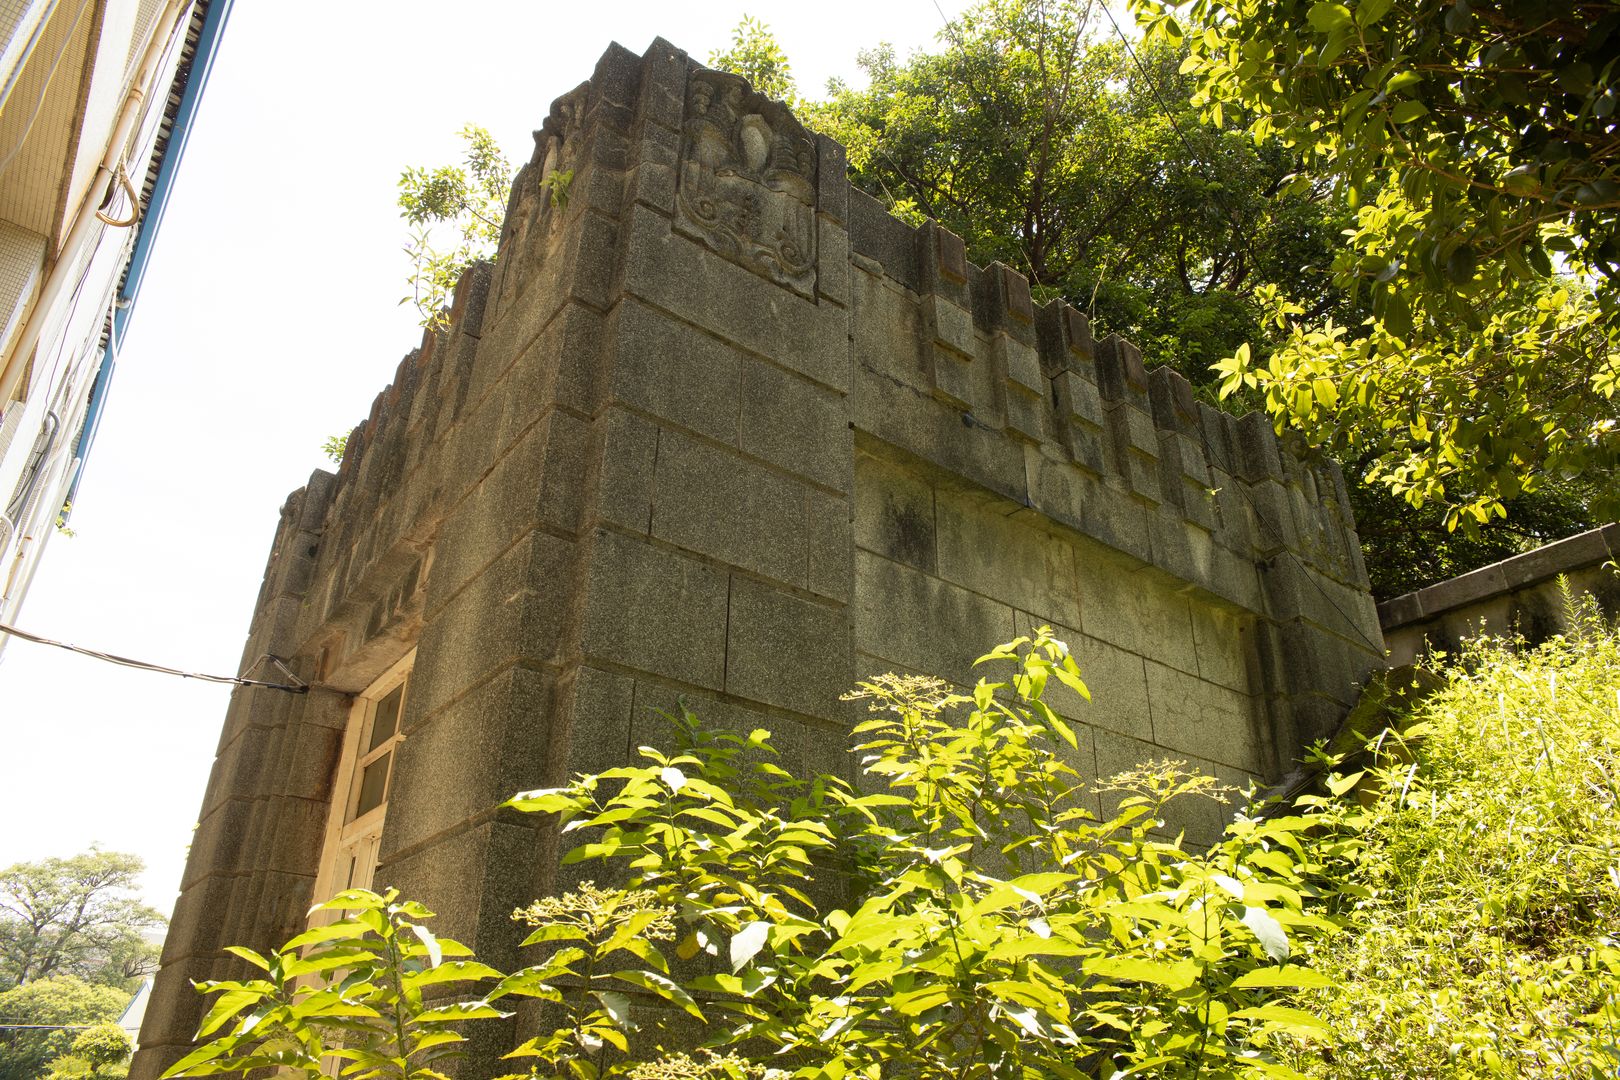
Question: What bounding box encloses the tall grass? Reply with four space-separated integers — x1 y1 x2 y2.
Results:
1298 588 1620 1078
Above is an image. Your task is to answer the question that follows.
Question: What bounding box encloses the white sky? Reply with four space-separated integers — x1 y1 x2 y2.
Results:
0 2 977 917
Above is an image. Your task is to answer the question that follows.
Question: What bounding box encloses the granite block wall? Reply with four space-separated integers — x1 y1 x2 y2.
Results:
133 39 1385 1078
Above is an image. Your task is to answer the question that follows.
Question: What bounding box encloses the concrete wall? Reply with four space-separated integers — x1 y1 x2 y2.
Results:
133 39 1385 1079
1381 524 1620 665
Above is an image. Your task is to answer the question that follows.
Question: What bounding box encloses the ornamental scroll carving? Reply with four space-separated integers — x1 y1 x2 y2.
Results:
675 70 818 299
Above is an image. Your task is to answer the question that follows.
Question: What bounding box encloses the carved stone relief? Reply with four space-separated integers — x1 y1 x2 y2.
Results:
675 70 818 299
498 85 587 309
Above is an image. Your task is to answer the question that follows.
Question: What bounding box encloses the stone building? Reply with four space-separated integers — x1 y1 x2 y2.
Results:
131 39 1385 1079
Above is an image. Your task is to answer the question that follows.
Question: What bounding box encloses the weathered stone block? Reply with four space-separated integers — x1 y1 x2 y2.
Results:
929 347 975 410
818 218 851 307
381 665 555 856
651 429 808 586
854 371 1028 507
1189 602 1253 693
854 451 937 573
1076 551 1199 677
851 270 927 390
726 576 851 720
1004 384 1047 444
935 487 1081 628
740 358 850 491
817 134 849 225
581 528 729 689
608 299 741 443
807 488 854 602
622 207 848 392
415 531 577 720
431 411 586 605
594 407 657 533
1144 660 1266 774
855 550 1016 688
925 294 976 358
556 664 636 778
1054 369 1104 428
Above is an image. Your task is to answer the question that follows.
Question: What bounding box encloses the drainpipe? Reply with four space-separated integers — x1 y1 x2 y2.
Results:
0 0 192 409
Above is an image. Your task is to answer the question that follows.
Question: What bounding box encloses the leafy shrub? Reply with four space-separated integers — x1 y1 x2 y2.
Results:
160 890 505 1078
161 614 1620 1079
171 628 1336 1080
44 1023 132 1080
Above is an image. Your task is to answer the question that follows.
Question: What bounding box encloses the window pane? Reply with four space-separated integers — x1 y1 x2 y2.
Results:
366 684 405 753
355 752 391 816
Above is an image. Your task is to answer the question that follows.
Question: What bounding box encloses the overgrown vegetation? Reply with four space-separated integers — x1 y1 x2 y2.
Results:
1140 0 1620 532
1292 591 1620 1078
168 612 1620 1079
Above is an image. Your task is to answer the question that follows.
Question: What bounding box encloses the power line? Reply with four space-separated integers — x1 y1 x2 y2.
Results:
0 620 307 693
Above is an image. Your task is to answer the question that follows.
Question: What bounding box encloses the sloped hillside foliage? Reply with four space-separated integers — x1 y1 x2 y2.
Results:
1296 596 1620 1078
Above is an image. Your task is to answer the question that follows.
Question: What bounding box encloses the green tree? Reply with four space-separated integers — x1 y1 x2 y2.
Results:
0 977 127 1080
1139 0 1620 530
708 15 796 102
44 1023 132 1080
0 852 163 992
397 124 514 329
809 0 1351 382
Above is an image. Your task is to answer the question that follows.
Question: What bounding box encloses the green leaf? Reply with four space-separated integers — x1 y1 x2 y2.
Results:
194 989 261 1038
404 961 505 990
890 984 953 1015
1355 0 1396 26
1327 770 1365 796
283 922 364 951
593 990 634 1028
1383 71 1422 95
222 946 270 971
1390 100 1429 124
414 1001 512 1023
1231 966 1336 989
1233 1003 1331 1035
610 970 705 1020
504 789 577 815
1307 2 1353 31
1083 956 1198 990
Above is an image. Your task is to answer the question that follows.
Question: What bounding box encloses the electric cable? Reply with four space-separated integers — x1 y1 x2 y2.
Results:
0 619 308 692
0 0 96 179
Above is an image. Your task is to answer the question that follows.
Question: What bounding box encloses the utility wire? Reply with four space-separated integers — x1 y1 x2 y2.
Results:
0 620 307 693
